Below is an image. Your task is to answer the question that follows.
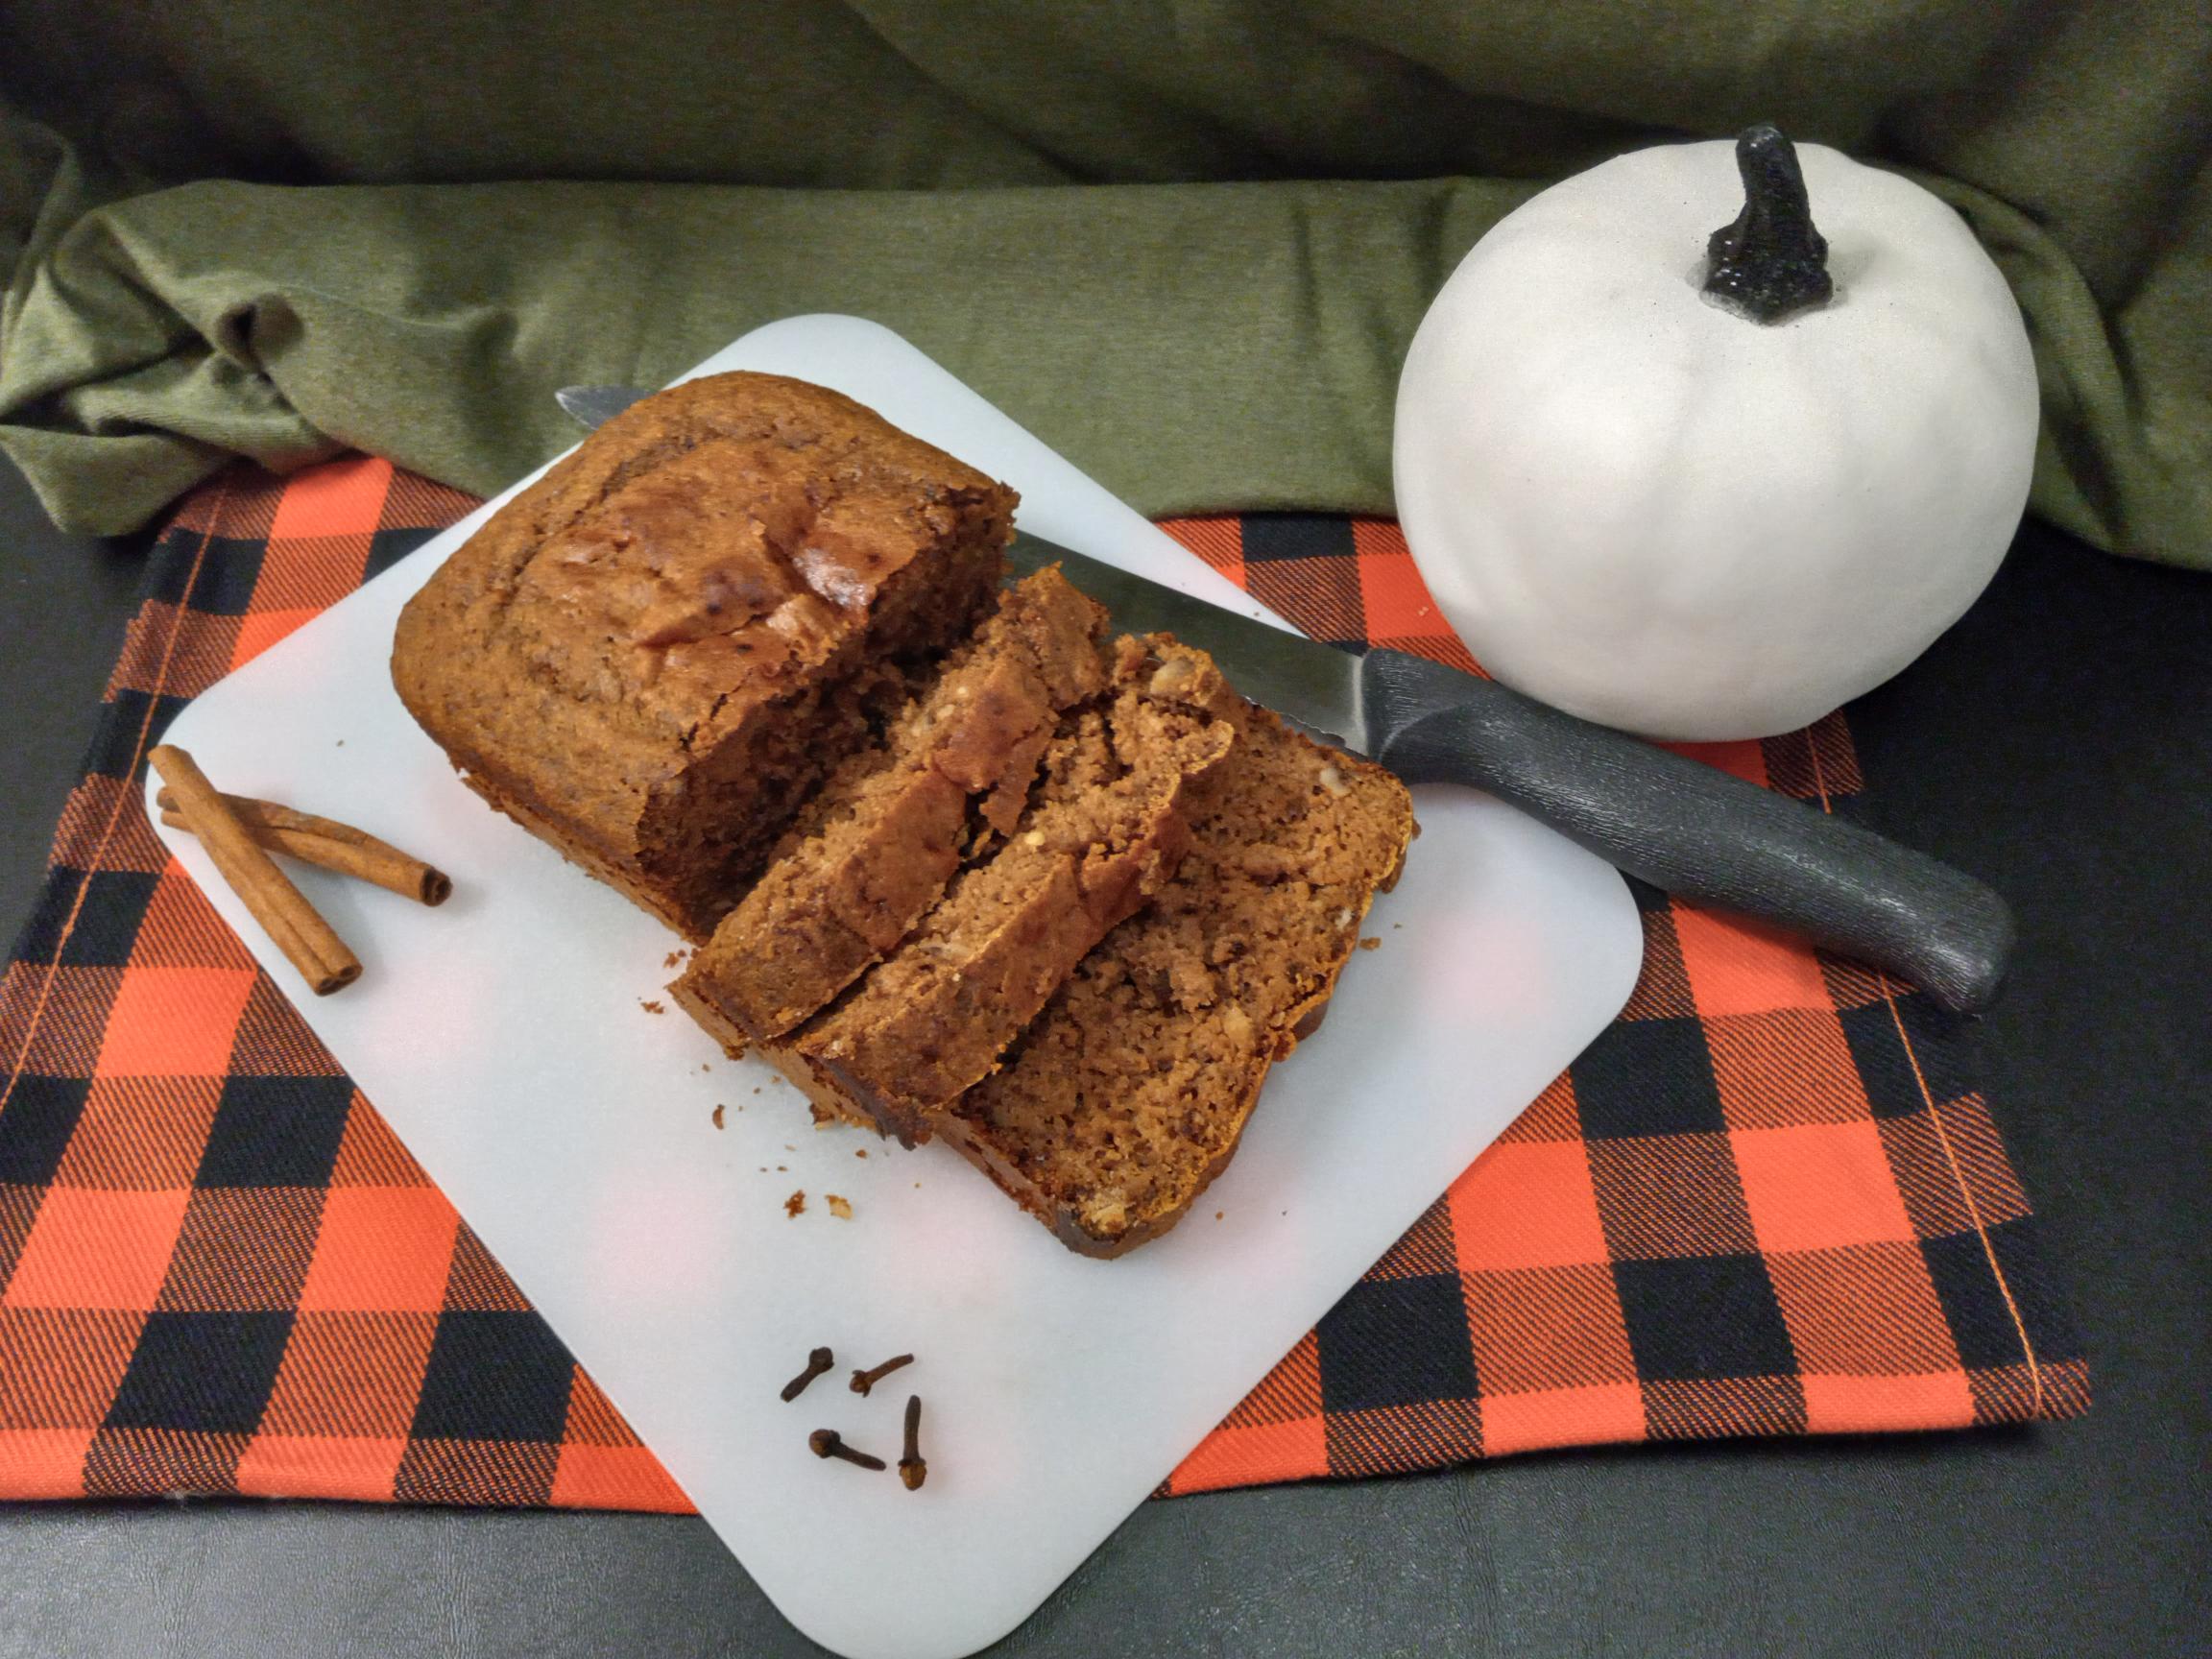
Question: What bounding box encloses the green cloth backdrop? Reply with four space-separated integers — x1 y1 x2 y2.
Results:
2 1 2206 566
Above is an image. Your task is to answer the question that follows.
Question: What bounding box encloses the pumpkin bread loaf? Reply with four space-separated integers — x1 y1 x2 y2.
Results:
940 707 1414 1256
669 565 1111 1055
394 368 1415 1257
391 373 1013 941
765 637 1241 1145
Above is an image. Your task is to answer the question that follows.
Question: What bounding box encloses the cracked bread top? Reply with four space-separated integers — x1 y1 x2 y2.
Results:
392 372 1015 891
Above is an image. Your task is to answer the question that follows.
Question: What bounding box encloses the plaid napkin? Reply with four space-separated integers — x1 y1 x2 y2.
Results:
0 456 2087 1508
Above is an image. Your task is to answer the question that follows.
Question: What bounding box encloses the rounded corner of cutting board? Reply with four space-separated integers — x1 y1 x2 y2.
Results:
775 1579 1051 1659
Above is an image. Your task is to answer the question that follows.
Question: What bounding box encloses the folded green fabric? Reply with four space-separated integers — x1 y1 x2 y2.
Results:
1 1 2205 567
0 174 1530 530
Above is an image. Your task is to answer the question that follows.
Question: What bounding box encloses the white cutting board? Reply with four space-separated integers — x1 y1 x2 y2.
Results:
153 317 1643 1659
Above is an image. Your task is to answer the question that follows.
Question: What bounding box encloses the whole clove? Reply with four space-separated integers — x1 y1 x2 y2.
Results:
898 1394 926 1492
807 1429 886 1471
780 1347 834 1403
849 1353 915 1397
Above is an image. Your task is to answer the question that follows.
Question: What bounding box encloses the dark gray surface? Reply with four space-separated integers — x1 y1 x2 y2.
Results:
2 456 2207 1658
0 469 145 933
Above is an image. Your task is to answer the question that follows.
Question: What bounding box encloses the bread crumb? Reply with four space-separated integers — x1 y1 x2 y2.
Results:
826 1194 854 1220
663 950 686 970
777 1165 787 1172
854 1148 869 1158
1392 922 1402 930
753 1086 761 1094
711 1104 725 1130
1358 936 1381 951
1214 1210 1224 1220
702 1063 711 1072
335 739 346 748
639 999 665 1015
784 1190 805 1218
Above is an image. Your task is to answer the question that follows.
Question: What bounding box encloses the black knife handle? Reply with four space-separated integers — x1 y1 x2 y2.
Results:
1362 650 2012 1015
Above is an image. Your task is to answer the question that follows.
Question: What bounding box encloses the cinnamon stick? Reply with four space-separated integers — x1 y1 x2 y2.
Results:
147 747 363 996
156 788 450 906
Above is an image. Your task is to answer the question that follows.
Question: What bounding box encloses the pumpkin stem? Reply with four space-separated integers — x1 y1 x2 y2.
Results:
1702 125 1833 324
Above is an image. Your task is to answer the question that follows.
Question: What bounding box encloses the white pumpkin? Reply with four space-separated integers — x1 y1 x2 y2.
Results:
1393 128 2039 741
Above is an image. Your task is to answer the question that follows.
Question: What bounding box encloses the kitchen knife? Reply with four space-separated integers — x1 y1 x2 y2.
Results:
556 384 2011 1015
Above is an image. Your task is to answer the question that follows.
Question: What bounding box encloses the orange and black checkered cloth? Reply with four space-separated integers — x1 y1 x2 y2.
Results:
0 456 2087 1508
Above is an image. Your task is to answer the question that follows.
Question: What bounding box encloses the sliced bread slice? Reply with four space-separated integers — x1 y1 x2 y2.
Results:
768 637 1241 1144
672 566 1109 1052
938 702 1415 1256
